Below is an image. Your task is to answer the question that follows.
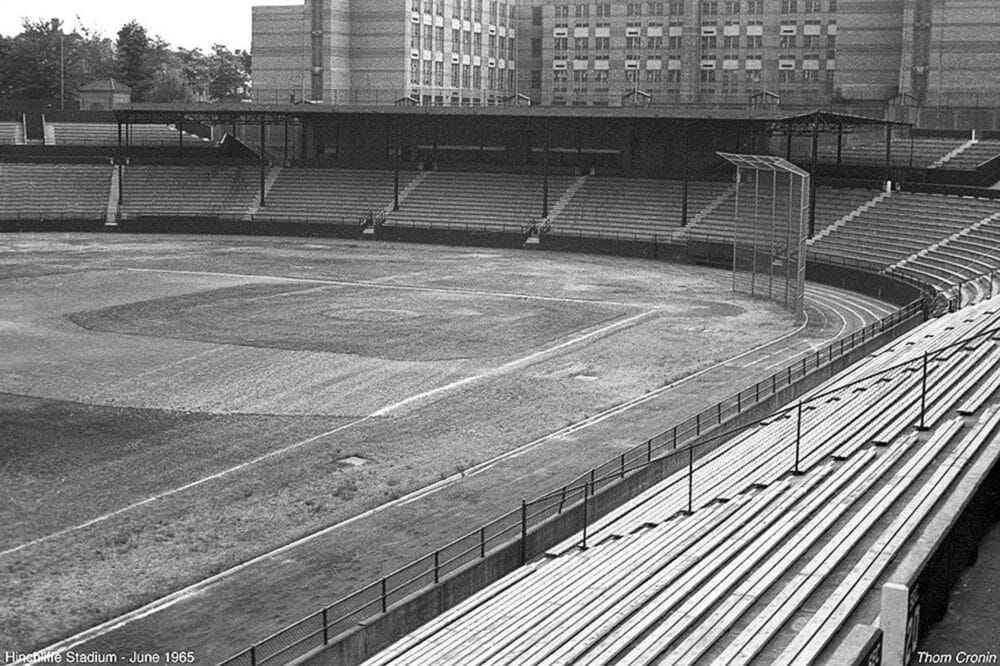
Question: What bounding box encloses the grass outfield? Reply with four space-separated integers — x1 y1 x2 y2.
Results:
1 234 828 655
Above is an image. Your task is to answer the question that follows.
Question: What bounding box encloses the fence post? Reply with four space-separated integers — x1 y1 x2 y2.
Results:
919 352 929 430
480 526 486 557
520 500 528 565
647 439 652 463
250 647 257 666
381 577 388 613
620 452 626 478
582 482 589 549
673 425 678 448
696 413 701 435
717 402 722 424
687 445 694 513
737 391 742 413
795 401 803 474
322 607 329 644
434 550 440 583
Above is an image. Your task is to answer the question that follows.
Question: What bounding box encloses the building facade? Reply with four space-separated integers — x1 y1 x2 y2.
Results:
516 0 1000 109
252 0 520 105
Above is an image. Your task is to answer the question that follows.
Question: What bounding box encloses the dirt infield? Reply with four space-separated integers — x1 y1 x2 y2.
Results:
0 234 892 656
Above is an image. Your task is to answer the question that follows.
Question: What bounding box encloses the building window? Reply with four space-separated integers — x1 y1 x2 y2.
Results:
627 3 643 16
803 0 820 11
649 2 664 15
779 69 796 83
702 2 718 15
411 29 420 49
531 37 542 56
573 69 588 82
596 36 610 51
555 5 570 19
668 35 683 49
724 0 740 12
575 4 589 18
647 68 662 82
781 0 798 12
594 69 609 82
554 36 568 51
648 36 663 49
596 4 611 18
780 33 797 48
747 0 763 12
802 69 819 82
532 6 542 25
435 61 444 85
473 65 481 87
575 37 589 51
700 69 716 82
723 35 739 49
422 60 432 85
701 35 717 50
626 36 642 50
451 62 460 85
828 0 837 11
410 60 420 84
803 34 819 48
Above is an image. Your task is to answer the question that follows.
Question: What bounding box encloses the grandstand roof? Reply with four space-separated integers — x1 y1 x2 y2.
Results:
114 103 906 134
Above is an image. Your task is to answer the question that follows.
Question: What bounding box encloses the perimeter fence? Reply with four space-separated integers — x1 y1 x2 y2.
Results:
219 294 930 666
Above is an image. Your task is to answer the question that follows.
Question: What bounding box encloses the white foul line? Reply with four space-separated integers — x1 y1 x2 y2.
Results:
1 312 654 559
13 295 817 664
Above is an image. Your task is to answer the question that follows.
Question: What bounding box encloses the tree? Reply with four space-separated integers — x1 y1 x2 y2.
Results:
208 44 250 102
115 20 154 100
0 19 63 101
146 68 195 103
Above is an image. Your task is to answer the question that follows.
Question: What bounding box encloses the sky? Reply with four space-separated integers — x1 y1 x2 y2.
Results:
0 0 303 52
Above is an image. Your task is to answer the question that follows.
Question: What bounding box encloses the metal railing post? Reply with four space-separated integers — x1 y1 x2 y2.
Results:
581 482 589 549
520 500 528 565
322 607 329 644
795 401 803 474
434 550 440 583
250 647 257 666
620 453 626 478
647 439 652 463
381 577 388 612
919 352 929 430
687 445 694 513
480 526 486 557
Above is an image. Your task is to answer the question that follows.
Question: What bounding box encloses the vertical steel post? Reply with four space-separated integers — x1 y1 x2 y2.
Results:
681 131 690 227
581 482 589 549
259 116 266 207
434 550 440 583
322 608 329 644
479 526 486 557
394 120 401 211
920 352 928 429
885 122 893 185
687 445 694 513
381 577 388 612
795 401 803 474
520 500 528 564
542 128 549 218
809 117 819 237
250 646 257 666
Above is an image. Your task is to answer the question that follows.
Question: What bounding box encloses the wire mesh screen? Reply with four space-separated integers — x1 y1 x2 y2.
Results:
717 153 809 322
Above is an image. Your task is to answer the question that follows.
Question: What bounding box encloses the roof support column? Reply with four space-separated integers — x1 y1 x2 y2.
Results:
681 129 690 227
393 118 401 211
836 122 843 166
884 122 893 185
542 121 549 219
809 116 818 238
259 115 266 208
178 118 184 153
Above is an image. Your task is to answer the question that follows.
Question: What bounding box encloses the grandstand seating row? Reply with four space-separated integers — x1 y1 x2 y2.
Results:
45 122 209 146
791 136 1000 171
362 297 1000 665
2 163 999 304
0 121 25 145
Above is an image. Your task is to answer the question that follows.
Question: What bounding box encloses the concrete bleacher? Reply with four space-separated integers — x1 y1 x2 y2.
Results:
0 163 111 219
687 183 871 244
252 168 403 223
384 171 575 232
360 297 1000 666
799 137 966 169
47 122 209 146
547 177 689 238
934 140 1000 171
0 121 24 145
809 192 1000 270
118 165 259 219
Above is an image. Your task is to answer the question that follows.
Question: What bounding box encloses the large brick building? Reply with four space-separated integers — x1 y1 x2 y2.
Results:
252 0 1000 114
252 0 520 105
